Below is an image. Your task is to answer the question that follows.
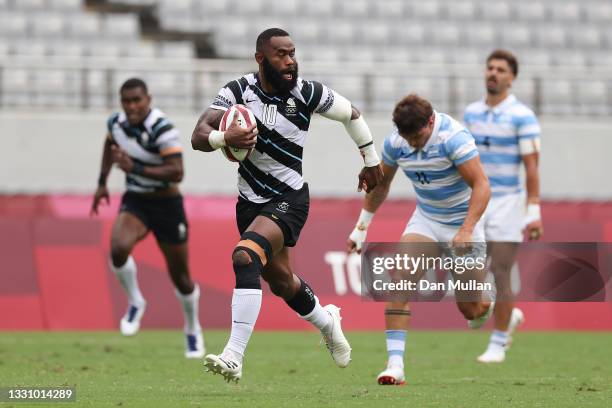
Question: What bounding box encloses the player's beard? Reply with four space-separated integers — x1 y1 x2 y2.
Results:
486 77 500 95
262 57 298 94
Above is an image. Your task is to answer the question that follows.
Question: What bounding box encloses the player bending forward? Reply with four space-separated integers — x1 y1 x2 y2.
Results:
348 94 493 385
192 28 383 382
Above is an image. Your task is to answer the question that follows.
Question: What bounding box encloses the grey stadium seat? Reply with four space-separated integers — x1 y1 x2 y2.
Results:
464 23 497 47
499 24 532 48
444 1 476 20
48 0 82 10
159 0 194 15
103 15 140 39
479 1 511 21
31 14 66 38
291 20 321 45
10 40 48 57
361 21 393 45
571 27 601 49
396 24 426 45
66 14 102 38
0 12 29 38
157 42 195 59
338 0 370 17
305 0 335 16
48 40 84 58
541 79 573 115
514 2 547 21
408 0 440 19
372 0 404 19
534 25 566 48
1 68 31 107
584 2 612 22
266 0 300 16
11 0 45 10
550 2 582 22
124 41 157 59
577 80 609 115
430 24 462 46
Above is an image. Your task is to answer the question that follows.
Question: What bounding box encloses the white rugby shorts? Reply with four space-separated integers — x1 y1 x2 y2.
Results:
482 193 525 242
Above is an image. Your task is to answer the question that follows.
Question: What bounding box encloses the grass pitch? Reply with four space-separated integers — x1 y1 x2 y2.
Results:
0 330 610 407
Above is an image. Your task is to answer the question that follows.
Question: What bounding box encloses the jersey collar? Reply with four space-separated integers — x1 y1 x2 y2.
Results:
485 94 516 114
422 110 441 151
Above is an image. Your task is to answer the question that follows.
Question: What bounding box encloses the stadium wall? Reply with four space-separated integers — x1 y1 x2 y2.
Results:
1 195 611 331
2 110 612 199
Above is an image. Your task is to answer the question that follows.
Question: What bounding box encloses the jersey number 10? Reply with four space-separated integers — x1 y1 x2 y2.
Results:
262 104 278 126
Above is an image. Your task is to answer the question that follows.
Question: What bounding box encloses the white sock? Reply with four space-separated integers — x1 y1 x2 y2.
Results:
301 297 332 334
175 283 201 334
110 256 145 306
223 288 262 362
386 330 407 368
488 330 509 351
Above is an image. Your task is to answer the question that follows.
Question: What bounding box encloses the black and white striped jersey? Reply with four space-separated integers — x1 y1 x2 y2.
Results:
210 73 335 203
107 108 182 193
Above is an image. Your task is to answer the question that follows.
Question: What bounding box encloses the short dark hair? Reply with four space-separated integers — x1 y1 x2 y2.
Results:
120 77 148 94
256 28 290 52
393 94 434 135
487 49 518 77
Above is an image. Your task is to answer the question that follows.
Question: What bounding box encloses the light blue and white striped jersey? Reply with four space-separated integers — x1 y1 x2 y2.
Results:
382 111 479 226
464 94 540 196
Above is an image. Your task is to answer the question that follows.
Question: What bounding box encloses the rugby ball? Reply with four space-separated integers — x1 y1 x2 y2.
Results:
219 104 257 162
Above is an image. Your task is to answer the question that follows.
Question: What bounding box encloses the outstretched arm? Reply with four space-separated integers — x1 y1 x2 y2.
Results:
319 91 384 192
347 163 398 253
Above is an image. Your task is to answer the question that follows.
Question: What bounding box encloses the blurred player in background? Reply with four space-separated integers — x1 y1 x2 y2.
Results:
91 78 205 359
192 28 383 382
347 94 492 385
464 49 542 363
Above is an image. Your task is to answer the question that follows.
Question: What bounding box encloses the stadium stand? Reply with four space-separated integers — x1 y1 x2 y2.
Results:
0 0 610 115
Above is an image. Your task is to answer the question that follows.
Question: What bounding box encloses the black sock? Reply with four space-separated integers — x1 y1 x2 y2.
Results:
286 277 316 316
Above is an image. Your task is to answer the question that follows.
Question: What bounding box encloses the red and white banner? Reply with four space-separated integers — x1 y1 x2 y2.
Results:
1 195 612 331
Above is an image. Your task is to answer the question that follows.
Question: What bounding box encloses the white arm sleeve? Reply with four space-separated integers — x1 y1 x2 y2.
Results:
519 137 541 155
319 91 380 166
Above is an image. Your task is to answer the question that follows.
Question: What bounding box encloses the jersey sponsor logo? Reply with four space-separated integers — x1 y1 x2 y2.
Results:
262 104 278 126
285 98 297 116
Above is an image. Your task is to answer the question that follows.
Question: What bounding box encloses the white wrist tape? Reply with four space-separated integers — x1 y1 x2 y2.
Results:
349 209 375 251
525 203 541 223
209 130 226 150
348 116 380 167
519 137 541 155
356 208 375 229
